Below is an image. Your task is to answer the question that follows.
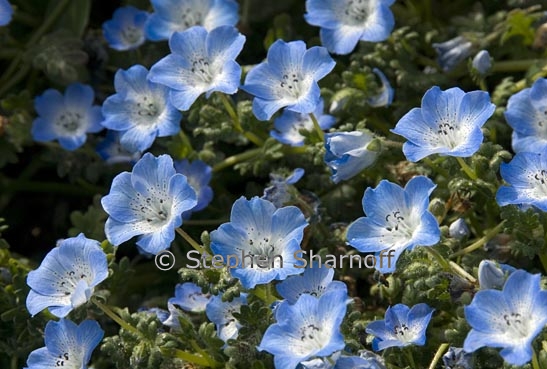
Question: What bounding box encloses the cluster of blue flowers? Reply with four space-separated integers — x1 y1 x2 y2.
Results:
15 0 547 368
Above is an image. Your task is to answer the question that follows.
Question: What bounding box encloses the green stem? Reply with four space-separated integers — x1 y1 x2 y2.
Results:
176 227 204 253
455 157 477 180
532 348 541 369
450 221 506 258
382 139 403 149
423 157 451 179
424 247 476 283
218 93 264 146
423 246 450 270
177 130 194 157
428 343 449 369
404 348 417 369
309 112 324 141
10 356 16 369
212 147 263 172
161 347 222 368
92 298 142 337
491 59 540 73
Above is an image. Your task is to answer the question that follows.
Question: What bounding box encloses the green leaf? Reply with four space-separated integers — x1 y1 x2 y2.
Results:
53 0 91 37
501 10 536 46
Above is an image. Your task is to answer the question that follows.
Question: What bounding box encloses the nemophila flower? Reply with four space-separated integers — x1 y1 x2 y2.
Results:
205 293 247 342
367 68 394 107
448 218 469 240
101 153 197 254
324 131 378 183
504 78 547 153
31 83 103 151
472 50 492 75
26 234 108 318
432 36 473 72
463 270 547 366
210 197 308 289
304 0 395 55
0 0 13 26
96 130 141 165
276 266 347 304
300 351 386 369
101 65 182 152
148 26 245 111
174 159 213 218
242 40 336 121
366 303 435 350
442 347 473 369
262 168 305 208
144 0 239 41
496 150 547 211
477 260 516 290
169 282 210 312
270 99 336 147
346 176 440 273
24 319 103 369
391 86 495 162
258 289 348 369
102 6 149 51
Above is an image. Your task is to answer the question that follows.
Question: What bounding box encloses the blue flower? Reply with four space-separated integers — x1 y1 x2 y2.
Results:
26 234 108 318
174 159 213 218
496 150 547 211
271 99 336 146
96 130 141 165
276 266 347 304
258 290 348 369
169 282 210 312
504 78 547 153
205 293 247 342
346 176 440 273
324 131 379 183
391 86 495 162
24 319 104 369
304 0 395 55
242 40 336 121
31 83 103 151
448 218 469 240
0 0 13 26
432 36 473 72
367 68 394 107
472 50 492 75
102 6 149 51
144 0 239 41
148 26 245 111
442 347 473 369
366 303 435 350
101 153 197 254
477 260 516 290
210 197 308 289
101 64 182 152
262 168 305 208
463 270 547 366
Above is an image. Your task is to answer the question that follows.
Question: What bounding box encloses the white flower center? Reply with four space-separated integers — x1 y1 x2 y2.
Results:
121 25 142 45
178 7 203 28
292 319 332 356
382 209 415 240
392 322 417 343
435 121 459 149
342 0 370 25
53 350 82 369
131 95 162 127
528 169 547 197
55 111 83 135
190 57 214 83
503 312 530 338
131 191 172 228
276 71 310 102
